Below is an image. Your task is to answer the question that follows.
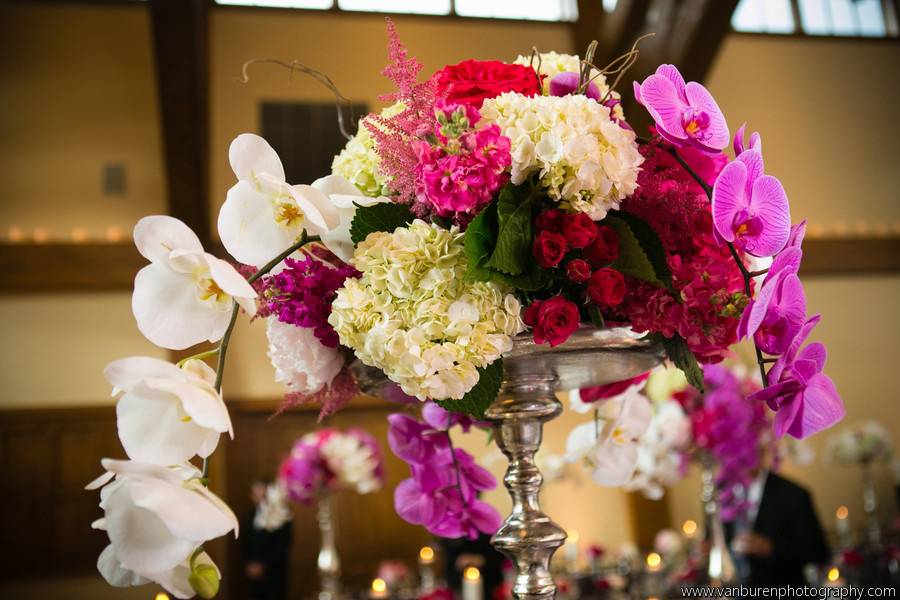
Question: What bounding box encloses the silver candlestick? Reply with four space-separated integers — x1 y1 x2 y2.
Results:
701 466 736 588
861 462 881 545
488 326 664 599
317 491 341 600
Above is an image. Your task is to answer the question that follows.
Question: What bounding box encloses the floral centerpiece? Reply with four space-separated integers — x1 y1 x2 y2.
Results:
827 421 893 466
87 19 846 599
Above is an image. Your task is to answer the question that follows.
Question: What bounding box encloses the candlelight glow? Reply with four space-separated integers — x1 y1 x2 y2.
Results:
464 566 481 581
827 567 840 582
71 227 88 243
372 578 387 592
836 506 849 520
155 593 170 600
419 545 434 561
682 519 698 536
7 227 23 243
568 529 580 543
32 227 48 243
646 552 662 568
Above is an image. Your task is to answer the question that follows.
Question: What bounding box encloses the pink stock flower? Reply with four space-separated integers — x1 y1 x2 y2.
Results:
712 147 791 257
751 316 845 439
634 65 729 153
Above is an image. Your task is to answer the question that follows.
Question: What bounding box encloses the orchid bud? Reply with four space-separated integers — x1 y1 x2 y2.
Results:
189 564 220 599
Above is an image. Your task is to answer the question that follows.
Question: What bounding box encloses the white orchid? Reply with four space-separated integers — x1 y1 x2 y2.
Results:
567 376 650 414
565 388 653 486
296 174 389 262
105 357 233 465
87 460 237 598
623 400 690 499
97 543 220 599
132 216 257 350
218 134 341 268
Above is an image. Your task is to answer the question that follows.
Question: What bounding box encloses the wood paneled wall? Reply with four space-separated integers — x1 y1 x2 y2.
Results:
0 399 431 598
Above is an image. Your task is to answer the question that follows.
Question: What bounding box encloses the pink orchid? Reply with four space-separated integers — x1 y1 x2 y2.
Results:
739 272 806 355
634 64 729 153
751 316 845 439
549 72 601 101
712 148 791 257
733 123 762 157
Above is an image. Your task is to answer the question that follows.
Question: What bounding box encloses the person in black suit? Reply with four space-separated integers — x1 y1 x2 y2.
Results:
243 480 293 600
730 469 830 587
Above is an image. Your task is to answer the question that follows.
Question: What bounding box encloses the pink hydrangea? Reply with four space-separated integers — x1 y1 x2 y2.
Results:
412 101 511 223
615 140 745 363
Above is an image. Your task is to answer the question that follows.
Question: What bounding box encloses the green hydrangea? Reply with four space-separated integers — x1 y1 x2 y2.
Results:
330 103 404 197
328 220 523 401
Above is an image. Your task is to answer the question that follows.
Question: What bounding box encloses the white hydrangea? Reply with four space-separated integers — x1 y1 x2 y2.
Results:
480 92 643 219
328 220 523 401
331 104 403 197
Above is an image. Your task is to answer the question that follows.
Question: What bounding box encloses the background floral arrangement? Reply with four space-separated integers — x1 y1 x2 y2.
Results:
86 17 848 599
827 421 894 466
278 428 384 504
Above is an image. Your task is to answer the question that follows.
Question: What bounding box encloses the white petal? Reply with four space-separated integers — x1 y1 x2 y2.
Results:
133 263 229 350
312 174 362 198
86 470 115 490
618 392 653 438
105 483 196 573
218 180 298 267
229 133 285 183
131 479 237 543
591 441 639 487
180 359 217 388
204 253 257 318
145 377 231 435
565 421 598 463
196 428 222 458
104 357 184 396
289 183 340 232
150 553 219 599
567 389 593 414
134 216 203 264
116 384 209 465
97 544 150 588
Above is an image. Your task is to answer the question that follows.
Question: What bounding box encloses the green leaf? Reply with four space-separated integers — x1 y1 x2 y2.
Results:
492 265 552 291
605 216 661 286
435 358 503 419
349 202 415 245
587 304 605 328
608 210 672 289
483 183 538 275
654 333 704 393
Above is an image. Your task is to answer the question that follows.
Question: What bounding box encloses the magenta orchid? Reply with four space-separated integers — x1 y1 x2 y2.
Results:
739 272 807 355
712 147 791 257
733 123 762 157
633 64 729 153
549 72 602 101
751 316 845 439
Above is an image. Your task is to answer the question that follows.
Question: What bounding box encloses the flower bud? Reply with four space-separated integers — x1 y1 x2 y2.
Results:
189 564 220 599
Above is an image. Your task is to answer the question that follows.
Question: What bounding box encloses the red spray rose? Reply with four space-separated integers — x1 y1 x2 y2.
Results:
535 208 565 233
435 60 542 107
583 225 620 266
532 230 568 268
523 295 580 347
562 212 598 249
565 258 592 283
588 268 626 307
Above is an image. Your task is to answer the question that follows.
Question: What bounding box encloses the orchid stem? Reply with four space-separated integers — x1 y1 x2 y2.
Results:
748 268 769 278
176 348 220 368
443 429 465 502
660 141 770 388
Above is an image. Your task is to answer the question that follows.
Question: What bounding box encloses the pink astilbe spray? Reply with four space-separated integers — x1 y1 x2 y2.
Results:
366 18 438 205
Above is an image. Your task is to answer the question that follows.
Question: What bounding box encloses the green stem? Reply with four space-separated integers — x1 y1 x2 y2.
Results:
656 141 770 388
176 348 220 368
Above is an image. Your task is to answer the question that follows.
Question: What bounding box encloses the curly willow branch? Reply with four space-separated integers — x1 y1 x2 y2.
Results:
239 58 355 141
579 32 656 103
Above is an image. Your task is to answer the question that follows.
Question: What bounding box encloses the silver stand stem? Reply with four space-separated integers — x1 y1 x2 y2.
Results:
317 491 341 600
702 466 736 588
486 375 567 599
861 462 881 545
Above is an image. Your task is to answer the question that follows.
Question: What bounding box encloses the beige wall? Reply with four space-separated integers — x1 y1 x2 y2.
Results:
0 3 165 242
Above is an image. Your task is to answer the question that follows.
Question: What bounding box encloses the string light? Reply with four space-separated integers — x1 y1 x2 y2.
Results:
682 519 698 536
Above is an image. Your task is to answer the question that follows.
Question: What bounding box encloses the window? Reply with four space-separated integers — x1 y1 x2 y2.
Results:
731 0 898 36
214 0 578 21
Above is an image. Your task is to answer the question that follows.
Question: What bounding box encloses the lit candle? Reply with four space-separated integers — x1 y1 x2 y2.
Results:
835 506 850 539
155 593 170 600
825 566 845 587
564 529 580 566
462 566 483 600
682 519 698 539
32 227 49 243
646 552 662 572
370 577 388 599
418 545 435 592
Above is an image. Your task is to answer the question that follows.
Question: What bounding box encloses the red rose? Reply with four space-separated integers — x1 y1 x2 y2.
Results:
534 208 564 233
436 60 542 107
532 230 568 268
562 212 597 249
588 268 627 307
583 225 620 266
523 295 580 347
565 258 592 283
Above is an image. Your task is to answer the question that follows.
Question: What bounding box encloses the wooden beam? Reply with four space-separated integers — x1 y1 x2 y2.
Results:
799 238 900 276
671 0 740 84
0 243 143 293
148 0 210 244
